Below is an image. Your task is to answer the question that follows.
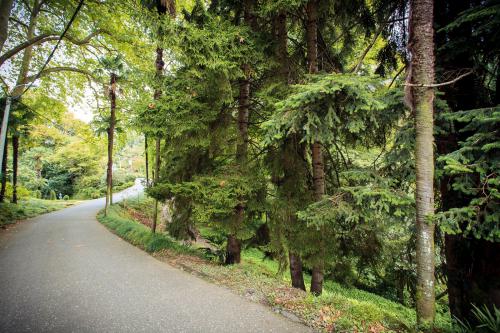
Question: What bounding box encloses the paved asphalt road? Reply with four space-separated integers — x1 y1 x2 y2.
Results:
0 184 311 333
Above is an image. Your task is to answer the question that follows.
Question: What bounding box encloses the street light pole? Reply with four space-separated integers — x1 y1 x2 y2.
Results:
0 96 11 173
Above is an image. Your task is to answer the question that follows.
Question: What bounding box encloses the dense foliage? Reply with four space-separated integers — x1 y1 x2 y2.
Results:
1 0 498 331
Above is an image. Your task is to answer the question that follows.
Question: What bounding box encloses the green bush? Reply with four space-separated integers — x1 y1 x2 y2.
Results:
114 181 134 192
63 195 69 200
49 190 57 200
4 182 31 200
74 187 103 199
33 190 42 199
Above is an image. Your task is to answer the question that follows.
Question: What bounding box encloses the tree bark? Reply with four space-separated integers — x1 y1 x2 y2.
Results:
225 234 241 265
226 0 254 265
11 135 18 204
150 0 175 233
0 0 14 54
275 11 289 82
306 0 318 75
275 11 306 291
151 45 164 234
0 136 7 202
289 252 306 290
306 0 325 296
152 136 160 233
236 67 250 164
145 134 149 186
105 73 117 215
407 0 436 328
11 1 38 98
311 143 325 201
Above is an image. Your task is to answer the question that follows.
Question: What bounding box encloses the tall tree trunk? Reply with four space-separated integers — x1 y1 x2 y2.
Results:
310 141 325 295
12 1 39 98
11 134 18 204
0 0 14 54
0 136 7 202
275 10 306 290
306 0 325 296
226 34 250 265
289 251 306 290
149 0 175 235
226 234 241 264
226 0 254 265
145 134 149 186
152 136 160 233
275 11 289 83
408 0 436 328
151 45 165 234
105 73 117 215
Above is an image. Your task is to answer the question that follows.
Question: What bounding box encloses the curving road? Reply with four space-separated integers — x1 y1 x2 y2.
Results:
0 184 310 333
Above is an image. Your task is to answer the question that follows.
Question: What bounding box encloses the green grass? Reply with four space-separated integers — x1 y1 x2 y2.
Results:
97 204 198 255
0 198 77 226
241 248 452 332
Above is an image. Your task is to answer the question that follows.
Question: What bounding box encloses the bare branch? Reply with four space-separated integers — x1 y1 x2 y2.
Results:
404 70 473 87
351 10 393 73
0 33 57 67
9 17 28 30
63 29 108 45
350 27 383 73
24 66 97 82
389 65 406 88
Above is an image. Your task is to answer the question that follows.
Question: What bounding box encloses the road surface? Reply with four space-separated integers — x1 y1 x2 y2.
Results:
0 184 310 332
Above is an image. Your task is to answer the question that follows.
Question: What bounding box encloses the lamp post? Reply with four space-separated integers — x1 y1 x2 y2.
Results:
0 83 33 175
0 96 11 173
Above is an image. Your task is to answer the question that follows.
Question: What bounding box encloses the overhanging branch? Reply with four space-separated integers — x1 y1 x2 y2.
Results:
0 29 109 67
0 33 58 67
24 66 97 82
404 70 473 88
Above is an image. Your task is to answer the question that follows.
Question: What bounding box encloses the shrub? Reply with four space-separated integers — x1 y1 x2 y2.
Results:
5 182 31 200
49 190 57 200
33 190 42 199
63 195 69 200
74 187 103 199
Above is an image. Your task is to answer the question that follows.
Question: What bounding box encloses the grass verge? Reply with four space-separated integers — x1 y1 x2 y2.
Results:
98 205 197 255
0 198 77 227
98 202 453 333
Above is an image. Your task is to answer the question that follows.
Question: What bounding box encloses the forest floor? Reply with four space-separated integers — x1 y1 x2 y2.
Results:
98 197 454 333
0 198 78 227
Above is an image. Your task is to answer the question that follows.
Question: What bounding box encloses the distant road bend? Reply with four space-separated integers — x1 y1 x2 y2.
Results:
0 182 310 332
